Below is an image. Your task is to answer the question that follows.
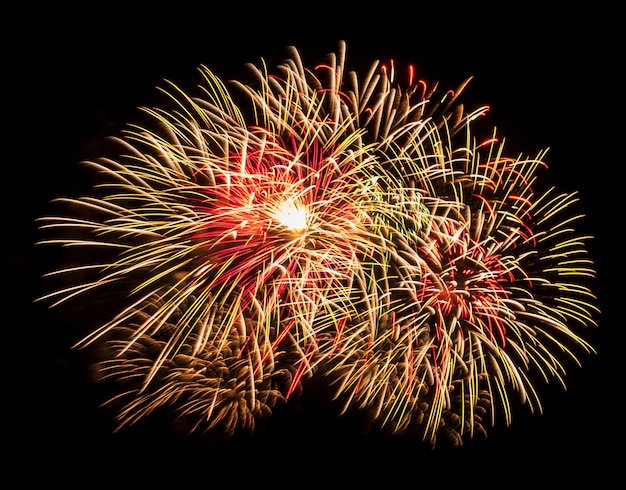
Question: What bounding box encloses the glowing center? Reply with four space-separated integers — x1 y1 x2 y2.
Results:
274 200 308 231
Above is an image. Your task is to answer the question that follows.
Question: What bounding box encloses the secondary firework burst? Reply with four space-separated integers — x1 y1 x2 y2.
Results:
322 119 598 445
37 41 598 446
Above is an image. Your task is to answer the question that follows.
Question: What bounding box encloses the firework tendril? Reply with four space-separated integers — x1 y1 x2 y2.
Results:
37 41 598 446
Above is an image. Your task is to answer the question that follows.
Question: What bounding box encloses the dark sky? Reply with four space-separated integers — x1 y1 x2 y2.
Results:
10 4 620 487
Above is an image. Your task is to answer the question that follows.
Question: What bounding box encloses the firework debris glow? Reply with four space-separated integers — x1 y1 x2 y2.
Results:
37 41 598 447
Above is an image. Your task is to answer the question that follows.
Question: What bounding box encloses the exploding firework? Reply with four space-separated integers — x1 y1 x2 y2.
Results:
37 41 598 446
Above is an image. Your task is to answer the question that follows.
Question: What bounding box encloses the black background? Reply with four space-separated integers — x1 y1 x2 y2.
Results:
9 3 621 487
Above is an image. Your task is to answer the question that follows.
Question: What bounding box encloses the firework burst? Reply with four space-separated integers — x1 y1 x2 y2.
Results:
322 116 598 445
37 41 598 446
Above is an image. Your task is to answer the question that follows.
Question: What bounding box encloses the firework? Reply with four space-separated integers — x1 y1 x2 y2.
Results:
321 119 598 445
37 41 598 446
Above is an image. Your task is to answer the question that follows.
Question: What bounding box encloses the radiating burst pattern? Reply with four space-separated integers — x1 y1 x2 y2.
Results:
37 41 598 446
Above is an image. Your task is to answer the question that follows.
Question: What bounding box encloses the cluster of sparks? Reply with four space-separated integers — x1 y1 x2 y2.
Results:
38 42 598 446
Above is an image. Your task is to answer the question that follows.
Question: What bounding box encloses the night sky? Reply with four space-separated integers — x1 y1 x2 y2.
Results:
10 4 620 486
